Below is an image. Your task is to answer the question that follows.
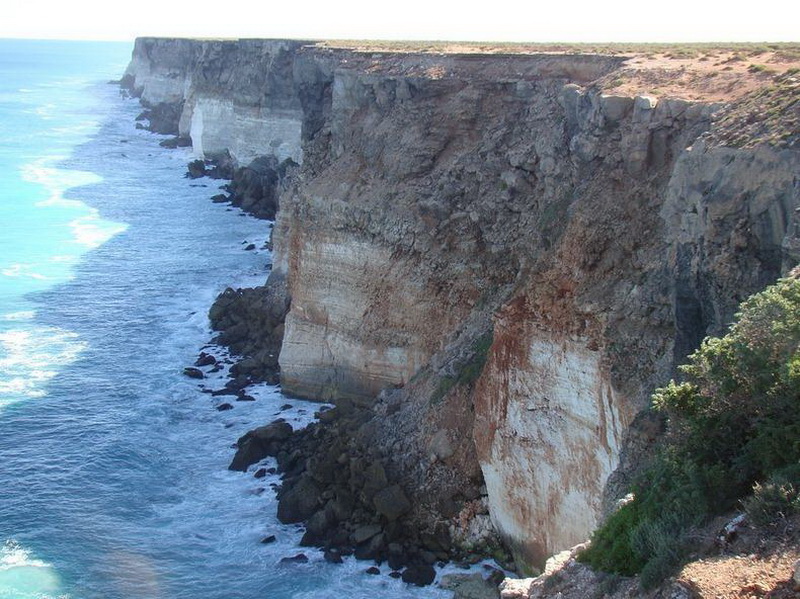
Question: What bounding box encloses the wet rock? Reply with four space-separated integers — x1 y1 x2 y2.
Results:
216 403 233 411
228 421 293 471
301 509 334 545
254 468 267 479
183 367 204 379
137 101 182 135
324 548 344 564
205 151 235 179
354 532 386 561
208 283 289 384
211 388 239 396
260 535 277 544
245 243 256 251
441 573 501 599
211 193 229 203
226 155 297 220
195 352 217 367
402 564 436 587
365 566 380 575
186 159 206 179
158 136 192 149
279 553 308 564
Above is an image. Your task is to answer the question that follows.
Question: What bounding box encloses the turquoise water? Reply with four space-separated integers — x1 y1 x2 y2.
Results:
0 40 453 598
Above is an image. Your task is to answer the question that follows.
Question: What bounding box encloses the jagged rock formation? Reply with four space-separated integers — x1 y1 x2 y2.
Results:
124 38 800 572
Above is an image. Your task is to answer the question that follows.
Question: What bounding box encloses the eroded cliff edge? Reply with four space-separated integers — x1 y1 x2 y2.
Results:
124 38 800 572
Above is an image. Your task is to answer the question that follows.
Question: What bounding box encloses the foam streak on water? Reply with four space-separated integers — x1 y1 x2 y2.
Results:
0 41 455 599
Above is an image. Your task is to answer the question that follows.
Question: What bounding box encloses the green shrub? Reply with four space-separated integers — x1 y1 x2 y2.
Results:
580 276 800 587
578 501 645 575
742 465 800 525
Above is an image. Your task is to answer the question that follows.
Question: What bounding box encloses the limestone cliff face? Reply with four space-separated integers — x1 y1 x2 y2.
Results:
125 40 800 571
125 37 317 163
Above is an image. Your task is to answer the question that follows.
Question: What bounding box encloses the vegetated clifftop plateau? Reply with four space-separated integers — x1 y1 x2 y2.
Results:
122 37 800 586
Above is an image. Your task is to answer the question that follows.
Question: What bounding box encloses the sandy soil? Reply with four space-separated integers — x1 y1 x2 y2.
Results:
676 514 800 599
317 41 800 102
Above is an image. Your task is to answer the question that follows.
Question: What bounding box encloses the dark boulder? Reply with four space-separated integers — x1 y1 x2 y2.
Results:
228 421 293 472
186 159 206 179
195 352 217 367
207 282 289 385
138 101 182 135
159 136 192 149
277 475 322 523
353 532 386 561
300 509 334 546
204 151 235 179
227 155 298 220
402 564 436 587
183 367 204 379
373 485 412 521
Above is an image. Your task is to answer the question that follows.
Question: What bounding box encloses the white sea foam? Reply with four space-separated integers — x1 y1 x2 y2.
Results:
0 326 86 405
20 158 128 248
23 158 101 202
0 541 48 571
1 264 48 280
69 209 128 248
0 540 66 599
1 311 35 321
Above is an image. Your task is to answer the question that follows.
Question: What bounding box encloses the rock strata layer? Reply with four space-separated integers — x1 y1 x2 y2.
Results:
125 38 800 572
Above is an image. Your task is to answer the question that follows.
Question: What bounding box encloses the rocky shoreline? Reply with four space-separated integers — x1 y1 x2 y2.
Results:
153 142 508 593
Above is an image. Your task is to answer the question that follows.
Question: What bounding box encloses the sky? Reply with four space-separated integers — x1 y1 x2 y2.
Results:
0 0 797 43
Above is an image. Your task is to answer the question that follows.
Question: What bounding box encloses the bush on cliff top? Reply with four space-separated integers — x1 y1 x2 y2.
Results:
579 275 800 588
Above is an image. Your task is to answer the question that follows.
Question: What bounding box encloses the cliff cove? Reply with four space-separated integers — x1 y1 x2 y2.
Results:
120 39 800 595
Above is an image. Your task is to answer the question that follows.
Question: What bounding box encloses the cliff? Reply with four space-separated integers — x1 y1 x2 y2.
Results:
124 38 800 572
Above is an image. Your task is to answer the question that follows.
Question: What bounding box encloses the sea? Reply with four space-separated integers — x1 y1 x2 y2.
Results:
0 39 454 599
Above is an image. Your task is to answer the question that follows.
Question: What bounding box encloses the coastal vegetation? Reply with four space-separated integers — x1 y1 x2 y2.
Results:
579 275 800 588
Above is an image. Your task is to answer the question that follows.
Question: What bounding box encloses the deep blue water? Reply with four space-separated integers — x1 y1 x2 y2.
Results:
0 39 451 598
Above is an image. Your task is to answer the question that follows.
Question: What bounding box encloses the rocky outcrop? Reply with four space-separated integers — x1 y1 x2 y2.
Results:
208 281 289 384
125 39 800 575
224 155 298 220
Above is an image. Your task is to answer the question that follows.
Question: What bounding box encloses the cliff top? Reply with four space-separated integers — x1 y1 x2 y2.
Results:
317 41 800 102
134 37 800 102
